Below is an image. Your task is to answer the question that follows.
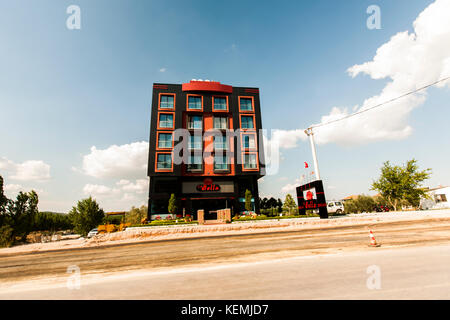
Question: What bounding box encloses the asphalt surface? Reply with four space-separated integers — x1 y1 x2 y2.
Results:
1 244 450 299
1 217 450 299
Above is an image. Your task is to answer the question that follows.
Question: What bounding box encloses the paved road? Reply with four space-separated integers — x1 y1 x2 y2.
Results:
1 217 450 299
2 244 450 299
2 218 450 282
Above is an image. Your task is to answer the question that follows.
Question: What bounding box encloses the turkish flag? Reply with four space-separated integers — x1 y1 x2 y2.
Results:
304 162 309 168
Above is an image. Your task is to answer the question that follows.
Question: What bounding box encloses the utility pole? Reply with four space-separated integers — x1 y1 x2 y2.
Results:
304 127 321 181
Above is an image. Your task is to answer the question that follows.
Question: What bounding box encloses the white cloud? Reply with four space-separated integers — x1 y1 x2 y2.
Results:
3 183 47 198
78 141 148 179
262 129 308 175
268 129 307 150
4 184 24 194
82 178 149 211
116 179 148 194
312 0 450 146
281 178 301 193
76 142 150 210
0 157 50 181
281 183 297 193
159 68 166 73
83 184 117 196
116 179 131 186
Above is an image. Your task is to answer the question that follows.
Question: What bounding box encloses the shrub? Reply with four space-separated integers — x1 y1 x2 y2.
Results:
344 200 358 214
245 190 253 212
129 220 198 227
344 195 376 214
260 208 279 217
168 194 177 216
233 214 310 222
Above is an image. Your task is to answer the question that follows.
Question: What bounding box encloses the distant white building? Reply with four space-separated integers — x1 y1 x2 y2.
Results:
420 186 450 210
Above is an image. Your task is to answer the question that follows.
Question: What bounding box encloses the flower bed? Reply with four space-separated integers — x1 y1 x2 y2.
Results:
232 214 320 221
130 219 198 228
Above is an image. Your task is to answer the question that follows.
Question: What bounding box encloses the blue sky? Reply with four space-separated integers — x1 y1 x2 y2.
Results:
1 0 449 212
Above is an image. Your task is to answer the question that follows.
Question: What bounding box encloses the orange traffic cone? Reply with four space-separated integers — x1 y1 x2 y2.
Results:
368 230 381 247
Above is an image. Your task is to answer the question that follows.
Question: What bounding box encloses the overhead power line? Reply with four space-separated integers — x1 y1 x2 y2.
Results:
309 76 450 130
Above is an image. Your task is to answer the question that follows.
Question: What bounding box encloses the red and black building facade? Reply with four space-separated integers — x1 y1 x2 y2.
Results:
147 80 265 220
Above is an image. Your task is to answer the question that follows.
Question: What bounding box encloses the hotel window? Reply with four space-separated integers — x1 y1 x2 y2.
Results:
160 95 174 109
187 155 203 171
241 116 254 129
214 136 228 150
187 115 203 130
243 153 257 170
188 135 202 150
214 155 229 171
188 96 202 110
156 154 172 170
243 134 256 150
213 116 228 129
159 113 174 128
158 133 172 149
240 97 253 111
213 97 227 111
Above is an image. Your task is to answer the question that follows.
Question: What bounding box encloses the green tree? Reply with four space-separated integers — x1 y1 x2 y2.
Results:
259 197 268 209
276 198 283 213
168 194 177 216
371 159 431 211
266 197 277 208
68 197 105 236
33 211 73 232
0 176 8 228
0 176 8 215
125 205 148 225
282 194 298 215
0 176 13 247
244 189 253 212
0 175 39 246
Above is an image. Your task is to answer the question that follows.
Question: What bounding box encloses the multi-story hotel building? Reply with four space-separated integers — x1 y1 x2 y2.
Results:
147 80 265 220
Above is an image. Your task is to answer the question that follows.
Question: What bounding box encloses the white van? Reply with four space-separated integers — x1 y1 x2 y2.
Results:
327 201 345 214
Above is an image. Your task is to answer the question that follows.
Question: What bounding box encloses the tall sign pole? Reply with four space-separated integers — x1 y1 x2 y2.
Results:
297 127 328 219
304 127 320 181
